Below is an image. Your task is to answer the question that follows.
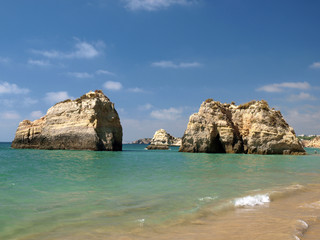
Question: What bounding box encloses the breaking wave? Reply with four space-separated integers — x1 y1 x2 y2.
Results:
234 194 270 207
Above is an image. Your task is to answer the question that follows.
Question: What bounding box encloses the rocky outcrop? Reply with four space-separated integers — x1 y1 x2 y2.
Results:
179 99 305 155
12 90 122 151
147 129 181 150
302 137 320 148
130 138 152 145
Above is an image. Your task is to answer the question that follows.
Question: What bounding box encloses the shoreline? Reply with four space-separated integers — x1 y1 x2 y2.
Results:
14 182 320 240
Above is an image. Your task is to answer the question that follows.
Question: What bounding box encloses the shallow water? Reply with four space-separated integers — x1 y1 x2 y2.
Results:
1 143 320 239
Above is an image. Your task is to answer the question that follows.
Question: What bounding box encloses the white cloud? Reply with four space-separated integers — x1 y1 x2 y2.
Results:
103 81 123 91
0 82 29 94
1 111 20 120
30 111 44 120
67 72 94 78
125 0 194 11
96 69 116 76
0 57 10 64
309 62 320 69
287 92 316 101
138 103 153 111
28 59 51 67
152 61 201 69
150 107 183 120
44 91 72 104
32 40 102 59
257 81 310 93
285 108 320 135
127 87 144 93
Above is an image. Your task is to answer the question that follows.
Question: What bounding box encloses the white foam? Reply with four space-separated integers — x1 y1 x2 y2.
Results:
136 218 145 227
297 219 308 229
198 196 217 202
234 194 270 207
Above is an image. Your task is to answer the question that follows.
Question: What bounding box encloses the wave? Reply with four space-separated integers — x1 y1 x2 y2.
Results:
294 219 309 240
234 194 270 207
198 196 217 202
232 184 306 208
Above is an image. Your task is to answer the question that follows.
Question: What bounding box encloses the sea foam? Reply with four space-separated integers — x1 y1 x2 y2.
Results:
234 194 270 207
198 196 217 202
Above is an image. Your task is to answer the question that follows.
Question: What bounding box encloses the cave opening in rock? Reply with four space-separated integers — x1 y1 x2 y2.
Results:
209 133 226 153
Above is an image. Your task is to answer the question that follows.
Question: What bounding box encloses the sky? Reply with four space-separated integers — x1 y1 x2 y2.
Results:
0 0 320 142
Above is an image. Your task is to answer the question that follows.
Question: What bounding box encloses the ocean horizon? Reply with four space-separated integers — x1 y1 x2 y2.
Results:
1 143 320 239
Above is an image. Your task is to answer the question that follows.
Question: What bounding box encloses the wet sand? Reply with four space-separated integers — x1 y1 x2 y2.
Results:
30 183 320 240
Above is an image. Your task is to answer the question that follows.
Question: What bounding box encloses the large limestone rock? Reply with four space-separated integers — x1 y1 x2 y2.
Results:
147 129 182 150
12 90 122 151
179 99 305 155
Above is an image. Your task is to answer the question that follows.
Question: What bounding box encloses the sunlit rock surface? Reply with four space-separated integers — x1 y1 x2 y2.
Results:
12 90 122 151
179 99 305 155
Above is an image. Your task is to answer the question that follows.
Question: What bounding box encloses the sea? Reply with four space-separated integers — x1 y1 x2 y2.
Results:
1 142 320 240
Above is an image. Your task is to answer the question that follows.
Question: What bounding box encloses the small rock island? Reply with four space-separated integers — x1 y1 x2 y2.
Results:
147 129 181 150
11 90 122 151
179 99 305 155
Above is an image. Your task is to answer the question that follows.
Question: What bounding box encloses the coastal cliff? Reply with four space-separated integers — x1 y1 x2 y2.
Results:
12 90 122 151
179 99 305 155
130 138 152 144
147 129 181 150
302 136 320 148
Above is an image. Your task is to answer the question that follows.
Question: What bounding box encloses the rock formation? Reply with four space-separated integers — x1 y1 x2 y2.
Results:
179 99 305 155
12 90 122 151
301 137 320 148
130 138 152 144
147 129 182 150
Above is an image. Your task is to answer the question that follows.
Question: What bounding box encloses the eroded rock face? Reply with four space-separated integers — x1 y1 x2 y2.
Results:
130 138 152 145
147 129 181 150
302 137 320 148
12 90 122 151
179 99 305 155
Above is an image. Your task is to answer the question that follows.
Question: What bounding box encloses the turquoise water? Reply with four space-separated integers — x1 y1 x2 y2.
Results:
1 143 320 239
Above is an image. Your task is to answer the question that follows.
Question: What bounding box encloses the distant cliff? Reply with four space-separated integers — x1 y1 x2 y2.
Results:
179 99 305 155
12 90 122 151
301 136 320 148
130 138 152 144
147 129 181 150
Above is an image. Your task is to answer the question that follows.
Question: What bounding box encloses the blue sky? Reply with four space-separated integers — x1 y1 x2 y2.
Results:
1 0 320 142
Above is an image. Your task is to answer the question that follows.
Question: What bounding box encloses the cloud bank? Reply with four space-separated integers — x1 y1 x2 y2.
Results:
28 59 51 67
32 41 102 60
103 81 123 91
309 62 320 69
44 91 72 104
150 107 182 120
257 81 310 93
152 61 201 69
0 82 29 94
125 0 195 11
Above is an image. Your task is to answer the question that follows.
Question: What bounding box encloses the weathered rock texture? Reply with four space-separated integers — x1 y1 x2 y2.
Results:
12 90 122 151
302 137 320 148
130 138 152 145
147 129 182 150
179 99 305 155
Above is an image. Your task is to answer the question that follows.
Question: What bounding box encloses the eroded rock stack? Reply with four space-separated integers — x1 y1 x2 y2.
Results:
12 90 122 151
147 129 182 150
179 99 305 155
